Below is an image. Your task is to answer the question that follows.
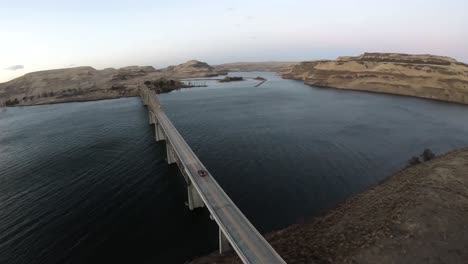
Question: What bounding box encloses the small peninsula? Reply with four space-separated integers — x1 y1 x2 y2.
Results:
219 76 244 82
283 53 468 105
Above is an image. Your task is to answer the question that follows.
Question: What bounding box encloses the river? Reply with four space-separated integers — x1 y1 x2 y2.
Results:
1 72 468 263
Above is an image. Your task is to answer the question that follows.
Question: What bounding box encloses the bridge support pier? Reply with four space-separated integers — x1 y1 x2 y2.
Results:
148 112 155 125
155 122 166 141
142 92 148 106
166 142 177 164
187 183 205 210
219 228 231 254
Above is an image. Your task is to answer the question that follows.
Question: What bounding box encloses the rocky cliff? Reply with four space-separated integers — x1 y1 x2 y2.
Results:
283 53 468 104
0 60 222 106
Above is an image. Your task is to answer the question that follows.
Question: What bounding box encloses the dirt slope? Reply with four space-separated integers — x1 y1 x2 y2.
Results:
191 147 468 264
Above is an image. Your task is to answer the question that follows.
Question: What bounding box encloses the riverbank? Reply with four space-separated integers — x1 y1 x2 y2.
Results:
191 147 468 263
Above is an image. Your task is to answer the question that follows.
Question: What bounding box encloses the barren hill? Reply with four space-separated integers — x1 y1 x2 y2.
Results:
283 53 468 104
160 60 226 78
0 60 223 106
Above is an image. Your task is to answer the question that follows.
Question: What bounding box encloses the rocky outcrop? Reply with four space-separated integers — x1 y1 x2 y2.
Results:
0 60 224 106
283 53 468 104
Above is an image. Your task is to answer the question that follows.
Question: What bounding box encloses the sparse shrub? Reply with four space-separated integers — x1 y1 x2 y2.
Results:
408 156 421 166
4 98 20 106
407 148 437 167
421 148 436 161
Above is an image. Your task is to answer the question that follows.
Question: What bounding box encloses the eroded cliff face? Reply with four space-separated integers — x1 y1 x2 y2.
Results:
0 60 223 106
283 53 468 104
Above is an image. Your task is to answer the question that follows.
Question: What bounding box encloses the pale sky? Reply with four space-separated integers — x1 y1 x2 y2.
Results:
1 0 467 82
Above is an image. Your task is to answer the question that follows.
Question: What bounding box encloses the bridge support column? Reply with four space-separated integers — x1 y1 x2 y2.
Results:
219 228 231 254
155 122 165 141
148 112 155 125
142 92 148 106
166 142 177 164
187 183 205 210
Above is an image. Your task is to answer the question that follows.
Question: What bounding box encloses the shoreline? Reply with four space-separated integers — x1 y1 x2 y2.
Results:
2 75 274 108
11 95 137 107
191 146 468 263
1 86 196 108
4 64 467 109
299 81 468 107
2 95 135 108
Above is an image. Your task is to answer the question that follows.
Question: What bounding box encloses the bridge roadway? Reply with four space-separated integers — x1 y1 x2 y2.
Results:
139 85 286 264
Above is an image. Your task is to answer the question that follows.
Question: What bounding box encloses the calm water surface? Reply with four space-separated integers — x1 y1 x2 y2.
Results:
1 72 468 263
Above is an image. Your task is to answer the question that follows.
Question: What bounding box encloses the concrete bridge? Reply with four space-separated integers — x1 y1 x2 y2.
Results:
139 85 286 264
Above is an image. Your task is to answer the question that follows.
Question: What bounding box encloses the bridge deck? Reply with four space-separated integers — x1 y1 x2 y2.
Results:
141 88 285 264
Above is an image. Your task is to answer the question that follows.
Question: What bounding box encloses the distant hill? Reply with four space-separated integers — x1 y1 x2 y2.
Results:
159 60 226 78
214 61 298 73
0 60 223 106
283 53 468 105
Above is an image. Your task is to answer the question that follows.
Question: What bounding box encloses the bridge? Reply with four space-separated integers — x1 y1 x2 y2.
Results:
139 85 286 264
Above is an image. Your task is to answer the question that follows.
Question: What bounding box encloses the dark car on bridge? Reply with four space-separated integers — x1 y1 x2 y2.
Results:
198 169 208 177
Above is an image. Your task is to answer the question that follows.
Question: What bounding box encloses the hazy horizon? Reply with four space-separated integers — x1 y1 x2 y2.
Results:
1 0 467 82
